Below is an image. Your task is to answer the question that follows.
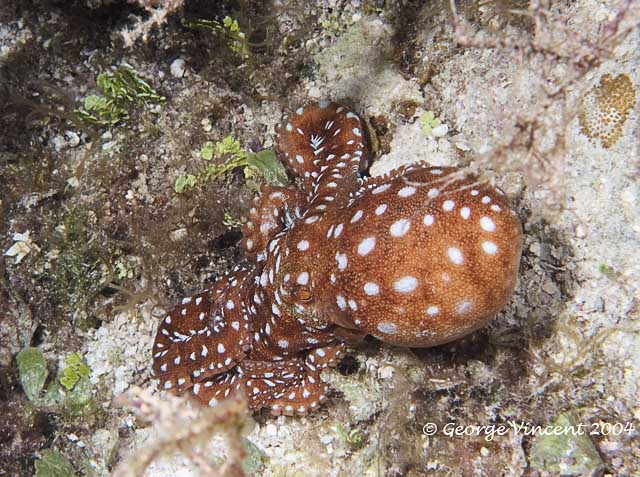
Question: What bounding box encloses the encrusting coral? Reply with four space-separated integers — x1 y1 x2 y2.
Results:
579 73 637 149
152 101 523 415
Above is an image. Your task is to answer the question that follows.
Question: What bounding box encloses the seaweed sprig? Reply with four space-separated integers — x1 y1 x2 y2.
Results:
182 16 251 58
75 67 166 126
174 136 288 194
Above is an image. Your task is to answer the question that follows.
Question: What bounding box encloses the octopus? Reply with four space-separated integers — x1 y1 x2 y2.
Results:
152 101 523 416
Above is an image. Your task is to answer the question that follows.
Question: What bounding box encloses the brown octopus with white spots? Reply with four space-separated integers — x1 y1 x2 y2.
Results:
152 101 523 415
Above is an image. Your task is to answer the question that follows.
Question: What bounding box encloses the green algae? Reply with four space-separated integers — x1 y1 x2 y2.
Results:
34 450 76 477
530 413 605 475
243 438 266 475
17 347 48 402
419 111 441 136
46 207 119 327
336 424 366 450
59 353 91 391
76 67 166 127
175 136 288 194
182 16 250 59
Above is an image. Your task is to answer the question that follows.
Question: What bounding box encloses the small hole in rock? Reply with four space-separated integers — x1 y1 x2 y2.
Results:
337 355 359 375
209 230 243 250
31 325 45 347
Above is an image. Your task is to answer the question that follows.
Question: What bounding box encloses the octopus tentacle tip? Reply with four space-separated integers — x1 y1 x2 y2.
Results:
153 100 523 414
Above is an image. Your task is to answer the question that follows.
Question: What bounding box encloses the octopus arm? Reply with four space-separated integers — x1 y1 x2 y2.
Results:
187 359 304 411
331 325 367 344
249 343 346 416
186 371 242 407
188 344 346 415
355 163 468 199
241 185 306 263
276 101 369 206
152 266 255 393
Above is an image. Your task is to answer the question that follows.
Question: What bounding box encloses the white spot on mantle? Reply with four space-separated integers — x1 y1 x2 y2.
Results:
394 276 418 293
357 237 376 256
482 241 498 255
364 282 380 295
480 217 496 232
377 322 397 334
390 219 411 237
448 247 464 265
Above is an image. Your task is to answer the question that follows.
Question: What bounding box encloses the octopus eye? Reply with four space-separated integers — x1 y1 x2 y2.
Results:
295 288 313 302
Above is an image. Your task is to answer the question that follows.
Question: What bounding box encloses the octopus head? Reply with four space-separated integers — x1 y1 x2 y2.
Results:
260 224 340 330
